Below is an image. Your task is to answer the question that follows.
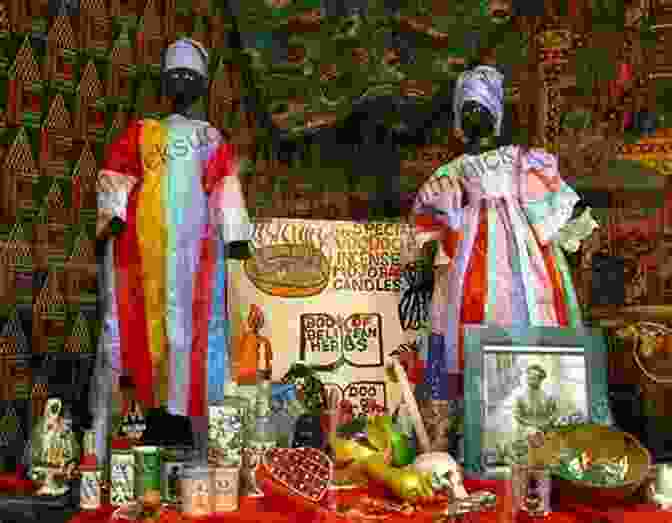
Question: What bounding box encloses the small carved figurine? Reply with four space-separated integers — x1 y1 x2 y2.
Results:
237 304 272 384
30 398 81 496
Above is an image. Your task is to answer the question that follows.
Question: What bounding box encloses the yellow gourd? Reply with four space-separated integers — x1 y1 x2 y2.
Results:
362 454 434 503
330 433 379 464
330 433 434 503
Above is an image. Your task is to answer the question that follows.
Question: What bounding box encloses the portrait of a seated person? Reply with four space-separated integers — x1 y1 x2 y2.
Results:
513 364 558 439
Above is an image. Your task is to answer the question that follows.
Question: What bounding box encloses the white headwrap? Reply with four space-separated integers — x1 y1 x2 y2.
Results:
453 65 504 137
163 38 209 79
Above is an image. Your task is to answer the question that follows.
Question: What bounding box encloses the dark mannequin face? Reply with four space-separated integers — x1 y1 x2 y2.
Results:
460 100 496 144
162 67 208 115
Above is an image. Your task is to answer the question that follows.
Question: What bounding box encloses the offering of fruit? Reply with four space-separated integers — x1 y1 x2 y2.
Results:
330 432 380 465
362 454 434 503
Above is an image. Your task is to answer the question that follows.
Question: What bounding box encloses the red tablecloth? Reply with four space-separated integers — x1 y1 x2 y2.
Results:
66 478 672 523
0 465 42 493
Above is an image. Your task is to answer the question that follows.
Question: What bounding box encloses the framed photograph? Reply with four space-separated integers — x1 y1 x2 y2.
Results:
463 326 611 477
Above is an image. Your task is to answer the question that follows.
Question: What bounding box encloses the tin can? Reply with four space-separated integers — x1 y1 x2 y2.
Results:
79 469 102 510
133 446 161 502
211 466 240 512
182 464 212 518
161 446 192 505
110 450 135 506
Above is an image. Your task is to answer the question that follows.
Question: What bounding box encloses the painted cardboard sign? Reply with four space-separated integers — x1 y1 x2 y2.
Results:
228 219 420 416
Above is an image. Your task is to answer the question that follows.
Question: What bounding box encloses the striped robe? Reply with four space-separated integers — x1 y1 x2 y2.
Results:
409 146 583 399
92 114 251 457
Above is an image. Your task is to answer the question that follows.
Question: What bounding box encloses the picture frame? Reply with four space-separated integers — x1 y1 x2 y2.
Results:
463 325 611 477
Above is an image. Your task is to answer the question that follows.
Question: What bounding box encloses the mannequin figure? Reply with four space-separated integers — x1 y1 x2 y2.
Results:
93 38 253 461
406 64 584 402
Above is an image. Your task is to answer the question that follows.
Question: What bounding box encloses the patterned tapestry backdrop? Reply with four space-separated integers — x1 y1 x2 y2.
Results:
0 0 665 472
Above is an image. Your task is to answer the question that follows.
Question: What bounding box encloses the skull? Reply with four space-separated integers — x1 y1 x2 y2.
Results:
413 452 468 499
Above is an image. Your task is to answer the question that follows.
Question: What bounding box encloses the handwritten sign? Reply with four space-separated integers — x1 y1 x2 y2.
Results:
299 313 383 368
227 219 422 415
323 381 387 418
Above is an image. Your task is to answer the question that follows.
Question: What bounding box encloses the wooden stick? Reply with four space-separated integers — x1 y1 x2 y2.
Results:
388 359 432 455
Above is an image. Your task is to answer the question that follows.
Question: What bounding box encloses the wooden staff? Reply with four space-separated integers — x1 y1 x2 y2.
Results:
388 358 432 455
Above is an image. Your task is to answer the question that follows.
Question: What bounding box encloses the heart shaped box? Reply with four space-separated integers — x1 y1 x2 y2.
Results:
257 447 335 514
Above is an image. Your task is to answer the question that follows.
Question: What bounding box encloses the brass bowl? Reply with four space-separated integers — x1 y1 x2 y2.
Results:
245 243 330 298
536 424 651 506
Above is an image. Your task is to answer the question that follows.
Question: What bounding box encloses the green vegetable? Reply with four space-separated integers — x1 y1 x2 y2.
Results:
337 417 367 437
281 363 327 414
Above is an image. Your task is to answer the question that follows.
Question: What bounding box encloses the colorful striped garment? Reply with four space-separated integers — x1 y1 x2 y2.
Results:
94 114 251 431
409 145 583 399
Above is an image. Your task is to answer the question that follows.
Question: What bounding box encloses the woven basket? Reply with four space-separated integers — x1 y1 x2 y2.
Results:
535 424 651 506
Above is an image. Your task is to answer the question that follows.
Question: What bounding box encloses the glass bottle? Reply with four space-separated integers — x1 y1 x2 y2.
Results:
252 370 274 439
116 376 146 441
270 383 305 448
208 382 250 467
242 370 276 496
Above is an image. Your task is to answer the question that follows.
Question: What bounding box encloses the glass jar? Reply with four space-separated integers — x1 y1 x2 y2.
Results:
270 383 304 447
208 383 250 466
161 446 193 505
109 449 135 507
79 468 102 510
132 446 161 502
516 464 551 518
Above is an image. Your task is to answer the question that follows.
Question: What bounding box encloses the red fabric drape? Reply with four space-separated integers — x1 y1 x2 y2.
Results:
105 120 155 409
459 204 489 370
114 188 155 408
63 478 669 523
188 227 217 419
540 245 569 327
203 141 237 193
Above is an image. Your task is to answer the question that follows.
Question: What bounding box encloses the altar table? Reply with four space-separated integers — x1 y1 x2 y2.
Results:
65 478 672 523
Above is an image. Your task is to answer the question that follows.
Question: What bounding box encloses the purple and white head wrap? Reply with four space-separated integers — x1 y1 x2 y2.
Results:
163 38 209 79
453 65 505 137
